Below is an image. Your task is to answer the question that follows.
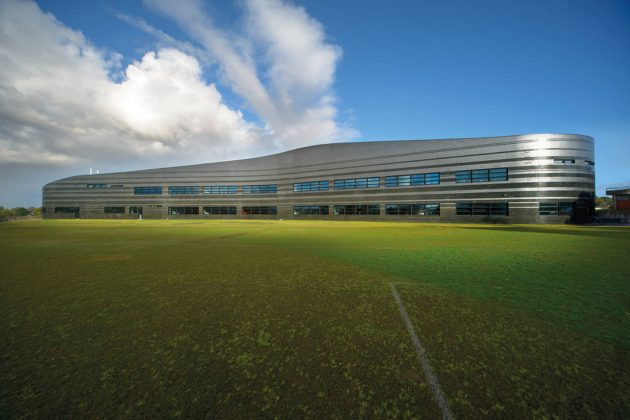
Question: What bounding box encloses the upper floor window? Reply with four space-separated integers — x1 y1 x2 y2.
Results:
456 168 508 183
87 184 107 188
134 186 162 195
294 180 329 192
385 172 440 187
242 185 278 194
333 177 380 190
168 186 200 195
554 159 575 164
203 185 237 194
585 160 595 166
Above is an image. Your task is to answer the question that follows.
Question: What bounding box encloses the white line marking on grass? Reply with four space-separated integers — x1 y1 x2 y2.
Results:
390 282 454 420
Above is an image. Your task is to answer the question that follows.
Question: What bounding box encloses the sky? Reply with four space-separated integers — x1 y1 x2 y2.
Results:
1 0 629 207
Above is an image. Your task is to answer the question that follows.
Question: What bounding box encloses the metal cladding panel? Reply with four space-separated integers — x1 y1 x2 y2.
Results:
42 133 595 223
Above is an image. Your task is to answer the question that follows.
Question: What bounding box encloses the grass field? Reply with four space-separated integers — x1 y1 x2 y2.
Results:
1 219 629 418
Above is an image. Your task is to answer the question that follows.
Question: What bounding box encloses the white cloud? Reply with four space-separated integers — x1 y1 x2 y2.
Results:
145 0 356 149
0 0 356 206
0 0 257 168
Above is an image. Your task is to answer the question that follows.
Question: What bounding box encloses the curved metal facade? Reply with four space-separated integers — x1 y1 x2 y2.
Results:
42 133 595 223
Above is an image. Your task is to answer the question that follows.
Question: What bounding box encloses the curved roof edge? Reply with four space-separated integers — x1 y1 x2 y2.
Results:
47 133 593 184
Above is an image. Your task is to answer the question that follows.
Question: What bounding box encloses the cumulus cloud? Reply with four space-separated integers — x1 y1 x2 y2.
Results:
0 0 257 168
0 0 355 206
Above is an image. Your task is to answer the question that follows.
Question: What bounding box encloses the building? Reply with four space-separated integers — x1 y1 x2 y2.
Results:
42 133 595 224
606 187 630 211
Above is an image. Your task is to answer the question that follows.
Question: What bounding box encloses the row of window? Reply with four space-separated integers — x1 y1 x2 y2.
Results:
456 203 509 216
58 202 581 218
131 168 509 196
242 185 278 194
554 159 595 166
539 202 574 216
333 177 380 190
86 184 123 188
385 204 440 216
294 181 329 192
333 205 381 215
134 185 278 195
385 173 440 187
92 204 444 216
455 168 508 183
293 205 329 215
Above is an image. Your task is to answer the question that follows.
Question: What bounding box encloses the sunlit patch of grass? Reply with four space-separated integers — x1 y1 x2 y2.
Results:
0 219 628 417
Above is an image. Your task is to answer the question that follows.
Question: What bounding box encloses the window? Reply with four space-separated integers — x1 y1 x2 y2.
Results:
385 203 440 216
455 171 472 183
457 203 508 216
472 169 489 183
558 202 574 216
203 185 237 194
129 207 142 214
110 184 124 188
168 207 199 215
456 203 472 215
554 158 575 164
87 184 107 188
293 205 329 215
489 168 508 181
539 202 558 215
54 207 79 214
539 202 575 216
386 172 440 187
294 180 329 192
333 205 380 215
585 160 595 166
242 185 278 194
168 186 200 195
104 207 125 214
456 168 507 183
333 177 380 189
203 206 237 215
242 206 277 215
134 186 162 195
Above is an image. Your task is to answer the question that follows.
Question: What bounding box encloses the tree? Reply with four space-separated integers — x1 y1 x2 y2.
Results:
0 207 14 218
12 207 29 216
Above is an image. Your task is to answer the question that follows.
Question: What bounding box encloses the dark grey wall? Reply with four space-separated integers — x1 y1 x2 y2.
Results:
42 133 595 223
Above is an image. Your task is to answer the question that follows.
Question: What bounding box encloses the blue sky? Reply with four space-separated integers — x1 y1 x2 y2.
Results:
1 0 629 207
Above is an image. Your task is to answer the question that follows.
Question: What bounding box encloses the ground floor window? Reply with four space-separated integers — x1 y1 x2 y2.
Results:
385 203 440 215
129 207 142 214
456 202 508 216
293 205 329 215
168 206 199 215
333 204 380 215
104 207 125 214
54 207 79 214
539 201 574 216
242 206 277 215
203 206 237 215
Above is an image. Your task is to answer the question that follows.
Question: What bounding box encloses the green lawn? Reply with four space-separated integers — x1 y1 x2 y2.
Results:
1 220 628 417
